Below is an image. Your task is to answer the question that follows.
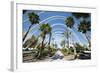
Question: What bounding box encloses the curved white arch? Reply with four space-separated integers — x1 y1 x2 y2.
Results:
37 11 45 15
52 31 64 35
39 16 66 24
24 14 88 45
23 11 88 45
30 16 66 32
52 29 65 34
51 23 83 44
52 34 63 39
51 23 67 33
51 23 67 28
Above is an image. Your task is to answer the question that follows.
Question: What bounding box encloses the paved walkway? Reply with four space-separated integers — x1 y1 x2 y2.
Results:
37 55 76 62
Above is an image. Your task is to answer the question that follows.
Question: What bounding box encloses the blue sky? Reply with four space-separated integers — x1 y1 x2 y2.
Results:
23 10 91 48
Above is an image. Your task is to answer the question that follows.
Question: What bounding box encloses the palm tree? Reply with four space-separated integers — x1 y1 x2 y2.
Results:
65 16 74 28
39 23 52 58
78 20 91 48
72 12 91 49
65 16 78 58
40 23 52 48
23 12 40 42
65 16 74 48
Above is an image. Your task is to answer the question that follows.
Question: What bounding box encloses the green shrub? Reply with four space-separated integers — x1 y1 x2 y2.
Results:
75 43 88 53
61 48 68 56
50 47 57 56
68 47 74 54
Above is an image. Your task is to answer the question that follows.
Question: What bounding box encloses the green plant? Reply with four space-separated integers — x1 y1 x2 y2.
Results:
61 48 68 56
74 43 87 53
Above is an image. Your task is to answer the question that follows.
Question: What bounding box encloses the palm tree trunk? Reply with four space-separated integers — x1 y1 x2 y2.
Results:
48 32 51 46
48 32 52 56
23 24 33 42
66 30 69 49
42 35 45 48
39 35 45 58
85 33 91 49
67 37 69 48
48 32 51 50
